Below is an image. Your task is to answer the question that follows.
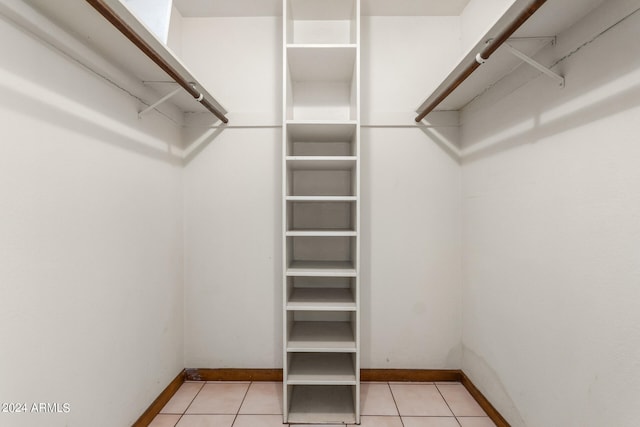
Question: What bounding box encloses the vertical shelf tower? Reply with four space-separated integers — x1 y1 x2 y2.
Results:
282 0 360 424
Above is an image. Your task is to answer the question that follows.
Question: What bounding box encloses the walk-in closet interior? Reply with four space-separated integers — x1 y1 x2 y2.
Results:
1 0 639 426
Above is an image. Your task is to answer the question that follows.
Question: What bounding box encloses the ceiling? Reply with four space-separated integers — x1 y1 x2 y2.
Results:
173 0 472 17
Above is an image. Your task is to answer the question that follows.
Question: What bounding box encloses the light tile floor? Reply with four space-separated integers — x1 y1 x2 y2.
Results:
150 381 496 427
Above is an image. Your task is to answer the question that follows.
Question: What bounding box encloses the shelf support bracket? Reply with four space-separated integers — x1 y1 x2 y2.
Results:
138 87 182 118
503 43 565 87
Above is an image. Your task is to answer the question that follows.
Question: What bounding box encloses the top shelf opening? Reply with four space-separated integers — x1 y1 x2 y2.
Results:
288 0 356 21
286 0 358 45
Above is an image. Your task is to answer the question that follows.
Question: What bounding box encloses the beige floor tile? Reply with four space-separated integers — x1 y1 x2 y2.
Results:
239 382 282 414
232 414 284 427
361 383 399 416
388 382 434 385
349 415 403 426
389 384 452 417
185 383 249 414
161 382 205 414
457 417 497 427
402 416 460 427
175 414 235 427
437 384 486 416
149 414 181 427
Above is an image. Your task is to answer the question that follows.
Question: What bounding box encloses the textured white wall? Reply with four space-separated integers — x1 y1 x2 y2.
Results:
181 15 464 368
0 17 184 427
460 1 640 425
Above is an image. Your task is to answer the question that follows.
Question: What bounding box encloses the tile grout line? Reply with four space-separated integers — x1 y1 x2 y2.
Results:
230 381 252 427
164 381 206 426
183 381 206 414
434 384 462 427
386 382 405 427
172 413 184 427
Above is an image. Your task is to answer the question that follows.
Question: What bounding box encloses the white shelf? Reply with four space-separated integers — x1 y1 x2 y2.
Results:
18 0 226 115
286 230 357 237
287 121 357 141
287 261 356 277
288 201 355 231
287 288 356 311
288 44 357 81
286 156 357 170
287 385 356 424
288 353 356 385
287 321 356 352
286 196 357 202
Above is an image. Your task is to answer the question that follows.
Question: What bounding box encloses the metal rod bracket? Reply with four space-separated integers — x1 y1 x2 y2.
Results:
138 87 182 118
504 43 565 87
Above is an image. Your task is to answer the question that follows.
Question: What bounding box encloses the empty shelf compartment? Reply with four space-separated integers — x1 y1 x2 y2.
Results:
287 321 356 352
287 0 357 45
288 235 354 260
288 287 356 311
288 45 356 82
288 80 356 121
287 121 356 156
287 385 356 424
287 353 356 385
287 260 356 276
287 199 356 233
288 168 355 197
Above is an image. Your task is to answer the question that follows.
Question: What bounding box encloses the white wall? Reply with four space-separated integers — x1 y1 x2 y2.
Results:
361 16 463 368
360 126 462 368
181 15 464 368
460 1 640 425
167 5 183 57
181 17 283 368
0 16 184 427
361 16 461 123
180 17 282 125
460 0 515 53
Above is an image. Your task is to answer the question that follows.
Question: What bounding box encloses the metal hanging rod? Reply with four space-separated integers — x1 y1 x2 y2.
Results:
85 0 228 124
415 0 548 122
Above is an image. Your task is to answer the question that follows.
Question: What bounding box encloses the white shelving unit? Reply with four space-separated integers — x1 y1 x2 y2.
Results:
282 0 360 424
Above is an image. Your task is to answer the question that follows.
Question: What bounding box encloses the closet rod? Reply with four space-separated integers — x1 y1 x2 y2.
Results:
415 0 547 122
85 0 229 123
